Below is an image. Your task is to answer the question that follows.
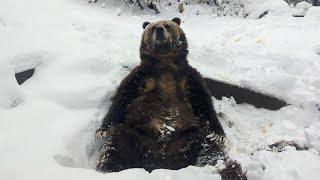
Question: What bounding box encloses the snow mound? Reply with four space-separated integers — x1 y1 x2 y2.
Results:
243 0 291 18
243 150 320 180
0 61 22 108
9 51 47 73
295 1 313 9
1 0 320 179
292 1 313 17
313 45 320 55
305 6 320 19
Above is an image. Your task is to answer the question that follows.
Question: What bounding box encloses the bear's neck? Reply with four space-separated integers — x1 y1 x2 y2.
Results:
140 52 188 67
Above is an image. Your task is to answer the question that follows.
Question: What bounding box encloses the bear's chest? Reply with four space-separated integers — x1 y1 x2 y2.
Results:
140 72 188 99
125 71 198 137
138 72 192 127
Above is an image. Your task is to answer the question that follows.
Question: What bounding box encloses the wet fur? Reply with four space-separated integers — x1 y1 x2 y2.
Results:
96 18 225 172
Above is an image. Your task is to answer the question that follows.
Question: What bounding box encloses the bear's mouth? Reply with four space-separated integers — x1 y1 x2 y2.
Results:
152 40 172 53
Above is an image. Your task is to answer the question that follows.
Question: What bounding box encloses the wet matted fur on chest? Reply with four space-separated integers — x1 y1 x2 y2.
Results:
124 64 199 137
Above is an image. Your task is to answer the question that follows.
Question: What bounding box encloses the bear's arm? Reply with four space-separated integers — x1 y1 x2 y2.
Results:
99 66 145 129
186 67 225 136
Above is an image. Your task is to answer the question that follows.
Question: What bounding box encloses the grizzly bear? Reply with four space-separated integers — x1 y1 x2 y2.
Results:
95 17 226 172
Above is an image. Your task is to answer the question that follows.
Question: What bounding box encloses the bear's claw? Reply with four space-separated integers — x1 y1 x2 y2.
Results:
96 153 112 173
206 132 225 144
95 129 108 141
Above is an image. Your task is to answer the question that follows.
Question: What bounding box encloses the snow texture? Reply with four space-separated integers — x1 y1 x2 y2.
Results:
305 6 320 19
291 1 312 16
1 0 320 180
243 0 291 18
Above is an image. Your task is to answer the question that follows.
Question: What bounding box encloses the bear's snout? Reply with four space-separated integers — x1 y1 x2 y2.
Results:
155 27 165 40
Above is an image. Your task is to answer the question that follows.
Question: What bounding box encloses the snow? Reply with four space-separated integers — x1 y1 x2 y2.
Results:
0 61 22 108
305 6 320 19
1 0 320 180
236 150 320 180
314 45 320 55
243 0 291 18
295 1 312 9
165 125 176 132
292 1 312 17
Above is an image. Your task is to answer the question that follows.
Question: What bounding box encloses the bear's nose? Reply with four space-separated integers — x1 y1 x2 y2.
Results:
155 27 164 39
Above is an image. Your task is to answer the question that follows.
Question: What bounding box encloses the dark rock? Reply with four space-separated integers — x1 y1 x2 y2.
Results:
293 14 306 17
258 11 269 19
204 78 288 111
15 68 35 85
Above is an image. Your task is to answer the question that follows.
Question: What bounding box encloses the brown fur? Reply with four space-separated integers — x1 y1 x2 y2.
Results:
96 18 225 172
143 78 156 92
140 20 188 61
124 68 199 137
220 161 248 180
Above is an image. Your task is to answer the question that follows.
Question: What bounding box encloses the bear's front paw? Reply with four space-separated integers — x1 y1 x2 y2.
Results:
96 152 112 173
95 128 109 141
206 132 226 144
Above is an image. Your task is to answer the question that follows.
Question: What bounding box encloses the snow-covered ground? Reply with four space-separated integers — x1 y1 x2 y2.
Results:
1 0 320 180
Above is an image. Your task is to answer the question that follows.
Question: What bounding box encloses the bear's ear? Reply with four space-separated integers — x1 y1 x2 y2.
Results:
172 17 181 26
143 21 150 29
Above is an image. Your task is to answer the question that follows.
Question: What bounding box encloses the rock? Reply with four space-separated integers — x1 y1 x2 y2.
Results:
15 68 35 85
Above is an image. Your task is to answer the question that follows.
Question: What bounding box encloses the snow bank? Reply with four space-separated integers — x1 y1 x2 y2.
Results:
292 1 313 17
314 45 320 55
305 6 320 19
243 0 291 18
10 51 46 73
236 150 320 180
1 0 320 180
295 1 313 9
0 60 22 108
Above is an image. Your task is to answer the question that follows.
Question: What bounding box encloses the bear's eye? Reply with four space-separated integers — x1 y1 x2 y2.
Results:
165 24 170 29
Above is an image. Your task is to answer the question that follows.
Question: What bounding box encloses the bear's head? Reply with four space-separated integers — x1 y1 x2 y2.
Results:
140 18 188 61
